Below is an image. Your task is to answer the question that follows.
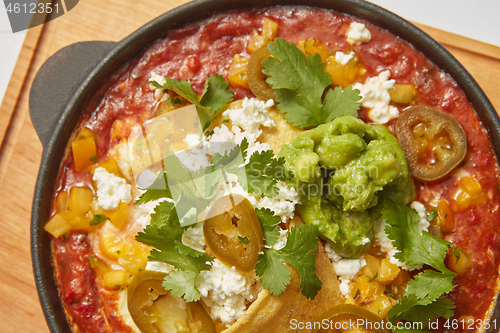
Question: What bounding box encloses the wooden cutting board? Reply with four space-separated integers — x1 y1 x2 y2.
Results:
0 1 499 332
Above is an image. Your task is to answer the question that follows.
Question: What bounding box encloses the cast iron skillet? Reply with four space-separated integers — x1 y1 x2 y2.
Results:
30 0 500 332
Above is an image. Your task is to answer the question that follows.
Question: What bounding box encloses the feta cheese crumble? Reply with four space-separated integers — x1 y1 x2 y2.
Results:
334 51 355 65
255 181 301 223
93 167 132 210
346 22 371 45
353 70 399 124
196 259 261 325
324 242 366 296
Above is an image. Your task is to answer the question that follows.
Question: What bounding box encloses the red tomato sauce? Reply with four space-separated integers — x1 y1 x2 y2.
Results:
51 6 500 332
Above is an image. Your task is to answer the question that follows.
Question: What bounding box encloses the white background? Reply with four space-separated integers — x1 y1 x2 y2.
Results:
1 0 500 106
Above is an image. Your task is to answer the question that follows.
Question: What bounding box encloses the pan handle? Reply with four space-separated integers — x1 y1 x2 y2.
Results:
29 41 116 148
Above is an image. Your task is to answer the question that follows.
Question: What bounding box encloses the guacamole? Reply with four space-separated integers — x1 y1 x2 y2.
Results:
279 116 414 258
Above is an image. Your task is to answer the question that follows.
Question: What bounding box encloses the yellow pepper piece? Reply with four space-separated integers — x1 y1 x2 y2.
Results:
72 136 97 172
118 245 150 274
104 202 130 229
103 270 129 289
296 38 329 62
454 176 486 210
378 258 400 284
247 18 278 53
59 211 92 232
228 54 249 89
364 294 394 319
99 221 132 261
325 52 364 88
68 187 93 214
91 157 122 177
44 213 71 238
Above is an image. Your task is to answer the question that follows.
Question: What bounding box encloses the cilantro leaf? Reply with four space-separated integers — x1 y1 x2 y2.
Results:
245 150 292 197
382 200 452 272
135 201 213 302
153 74 233 130
255 207 281 246
262 38 361 128
382 201 457 330
135 170 172 205
90 214 108 226
254 224 321 299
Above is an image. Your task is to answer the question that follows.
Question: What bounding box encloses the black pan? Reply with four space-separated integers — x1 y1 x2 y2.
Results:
30 0 500 332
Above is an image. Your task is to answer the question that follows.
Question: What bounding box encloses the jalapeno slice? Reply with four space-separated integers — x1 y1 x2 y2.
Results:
127 271 216 333
203 194 264 273
395 106 467 181
247 45 275 101
314 304 391 333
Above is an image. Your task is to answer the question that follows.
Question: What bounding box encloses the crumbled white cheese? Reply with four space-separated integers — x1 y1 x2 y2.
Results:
324 242 366 296
256 181 301 223
335 51 355 65
182 221 206 252
353 70 399 124
145 261 174 274
410 201 430 234
184 133 203 149
271 228 288 250
222 98 275 143
346 22 371 45
93 167 132 210
196 259 261 325
149 72 167 100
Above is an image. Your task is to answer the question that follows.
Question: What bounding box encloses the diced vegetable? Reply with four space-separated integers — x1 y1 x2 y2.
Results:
55 191 68 212
325 52 364 88
364 294 394 319
429 199 454 232
351 275 384 305
68 187 93 214
296 38 329 62
204 194 264 273
72 136 97 172
99 221 132 260
103 270 128 289
454 176 486 210
360 254 380 278
59 211 92 232
395 106 467 181
378 258 400 284
91 157 121 176
118 245 149 274
104 202 130 228
228 54 249 89
389 83 416 104
247 18 278 53
44 214 72 238
447 247 472 275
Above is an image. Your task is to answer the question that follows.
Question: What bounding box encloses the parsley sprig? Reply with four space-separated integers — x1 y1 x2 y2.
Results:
262 38 361 128
382 201 457 330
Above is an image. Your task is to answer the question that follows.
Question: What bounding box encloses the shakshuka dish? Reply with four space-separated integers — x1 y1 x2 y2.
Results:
42 5 500 333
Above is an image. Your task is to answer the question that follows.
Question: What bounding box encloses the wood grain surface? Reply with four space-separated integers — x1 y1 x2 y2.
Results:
0 1 499 332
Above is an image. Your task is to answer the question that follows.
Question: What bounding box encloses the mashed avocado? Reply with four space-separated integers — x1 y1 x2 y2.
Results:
279 116 414 258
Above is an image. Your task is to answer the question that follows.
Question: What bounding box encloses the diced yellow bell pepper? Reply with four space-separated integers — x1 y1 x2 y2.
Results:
59 211 92 232
247 18 279 53
90 157 122 177
364 294 393 318
68 187 93 214
55 191 68 212
390 83 416 104
104 202 130 229
430 199 454 233
351 275 384 304
118 245 150 274
228 54 249 89
103 270 129 289
296 38 329 62
378 258 400 284
325 52 364 88
72 136 97 172
447 247 472 275
360 254 380 278
99 221 132 261
454 176 486 210
44 213 71 238
89 256 109 276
